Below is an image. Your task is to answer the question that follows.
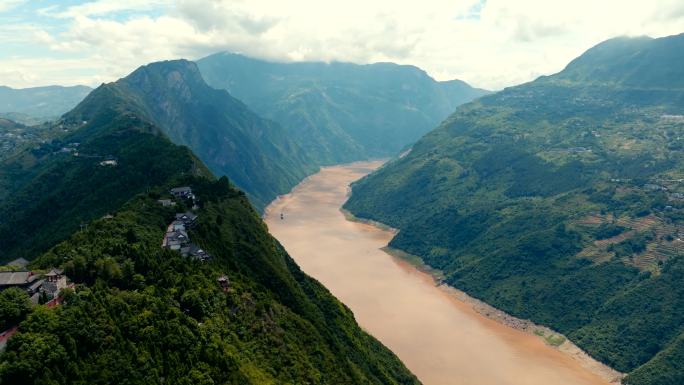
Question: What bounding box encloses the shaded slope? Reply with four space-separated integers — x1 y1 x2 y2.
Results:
197 52 489 164
345 33 684 384
64 60 317 210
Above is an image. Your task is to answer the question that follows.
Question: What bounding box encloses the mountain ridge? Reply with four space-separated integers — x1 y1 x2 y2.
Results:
65 59 317 210
546 33 684 89
197 52 490 164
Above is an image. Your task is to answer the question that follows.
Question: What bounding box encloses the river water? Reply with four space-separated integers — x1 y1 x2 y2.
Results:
264 161 614 385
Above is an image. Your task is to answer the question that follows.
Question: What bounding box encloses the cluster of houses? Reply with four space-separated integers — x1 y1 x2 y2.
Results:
643 183 684 202
160 186 210 261
0 259 69 305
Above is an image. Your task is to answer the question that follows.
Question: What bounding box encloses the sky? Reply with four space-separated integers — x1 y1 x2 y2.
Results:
1 0 683 90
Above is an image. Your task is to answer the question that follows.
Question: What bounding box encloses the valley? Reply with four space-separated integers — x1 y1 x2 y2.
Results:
265 161 619 385
1 5 683 382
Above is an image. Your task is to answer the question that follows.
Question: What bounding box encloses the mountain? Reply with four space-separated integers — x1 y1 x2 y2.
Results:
0 63 418 384
64 60 317 210
197 52 490 164
344 33 684 385
552 34 684 88
0 85 92 122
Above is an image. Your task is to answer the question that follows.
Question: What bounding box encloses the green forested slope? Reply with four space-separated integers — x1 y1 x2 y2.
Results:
197 53 490 164
0 76 418 384
345 33 684 385
0 85 208 263
64 60 316 210
0 176 418 384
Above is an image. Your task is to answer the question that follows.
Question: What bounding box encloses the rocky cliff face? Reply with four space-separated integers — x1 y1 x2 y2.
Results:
67 60 317 210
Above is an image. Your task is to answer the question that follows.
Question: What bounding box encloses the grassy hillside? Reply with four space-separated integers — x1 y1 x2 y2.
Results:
345 33 684 385
63 60 317 211
197 52 490 165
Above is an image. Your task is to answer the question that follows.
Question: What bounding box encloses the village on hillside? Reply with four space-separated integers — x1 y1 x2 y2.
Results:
0 185 214 350
0 261 69 306
160 186 211 261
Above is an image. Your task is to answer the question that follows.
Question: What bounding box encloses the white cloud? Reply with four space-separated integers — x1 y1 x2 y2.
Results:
1 0 684 89
47 0 172 19
0 0 26 13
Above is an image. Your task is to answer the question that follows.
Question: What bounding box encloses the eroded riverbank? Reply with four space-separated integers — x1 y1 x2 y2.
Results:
264 161 620 385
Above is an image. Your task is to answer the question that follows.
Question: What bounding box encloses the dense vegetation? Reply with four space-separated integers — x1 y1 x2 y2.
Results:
0 288 31 330
197 52 490 165
0 176 418 384
0 99 207 262
64 60 317 211
0 80 418 383
345 33 684 385
0 85 91 123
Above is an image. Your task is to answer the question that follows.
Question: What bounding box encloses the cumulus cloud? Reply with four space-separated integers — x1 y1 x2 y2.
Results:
1 0 684 89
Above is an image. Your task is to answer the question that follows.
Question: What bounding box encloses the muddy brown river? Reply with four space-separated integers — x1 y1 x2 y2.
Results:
264 161 615 385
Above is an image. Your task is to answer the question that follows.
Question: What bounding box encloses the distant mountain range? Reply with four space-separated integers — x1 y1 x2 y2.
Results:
64 60 316 210
0 85 92 123
345 32 684 385
0 60 418 384
1 55 487 211
197 52 489 164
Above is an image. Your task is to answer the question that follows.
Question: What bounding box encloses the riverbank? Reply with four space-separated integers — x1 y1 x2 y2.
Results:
384 247 624 384
342 201 624 384
265 161 621 385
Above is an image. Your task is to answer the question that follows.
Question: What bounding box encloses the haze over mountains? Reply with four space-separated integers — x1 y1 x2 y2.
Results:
345 32 684 385
0 54 486 211
0 85 92 124
197 53 489 164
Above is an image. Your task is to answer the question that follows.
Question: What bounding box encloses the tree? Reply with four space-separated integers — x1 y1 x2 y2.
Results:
0 287 32 329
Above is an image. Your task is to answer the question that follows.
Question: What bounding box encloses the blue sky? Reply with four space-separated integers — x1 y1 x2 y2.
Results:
1 0 683 89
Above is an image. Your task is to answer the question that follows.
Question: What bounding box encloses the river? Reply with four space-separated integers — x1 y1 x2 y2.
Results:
264 161 617 385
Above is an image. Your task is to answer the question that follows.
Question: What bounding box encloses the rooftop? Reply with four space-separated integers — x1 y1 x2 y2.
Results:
6 258 29 268
45 268 64 277
170 186 192 193
0 271 33 286
176 212 198 222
